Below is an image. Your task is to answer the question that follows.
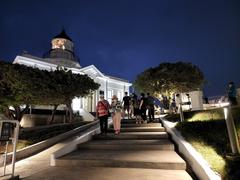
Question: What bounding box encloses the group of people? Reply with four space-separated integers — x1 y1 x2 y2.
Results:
96 82 238 135
127 92 155 124
96 92 156 135
96 95 121 135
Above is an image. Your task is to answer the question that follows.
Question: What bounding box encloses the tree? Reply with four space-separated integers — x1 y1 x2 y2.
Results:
0 61 44 121
134 62 205 97
46 68 100 123
0 61 100 123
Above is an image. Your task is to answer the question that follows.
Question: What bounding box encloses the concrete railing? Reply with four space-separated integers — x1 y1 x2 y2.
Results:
20 121 86 133
0 120 99 165
161 118 221 180
51 119 113 166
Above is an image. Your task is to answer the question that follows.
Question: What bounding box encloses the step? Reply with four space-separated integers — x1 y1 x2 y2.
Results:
120 123 162 128
121 119 149 124
78 139 175 150
93 132 168 140
121 118 160 122
56 149 186 170
25 167 192 180
108 126 165 132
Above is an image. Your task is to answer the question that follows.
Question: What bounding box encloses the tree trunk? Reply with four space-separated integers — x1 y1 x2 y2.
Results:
3 107 15 120
48 105 58 124
13 105 29 122
14 106 21 121
66 101 73 123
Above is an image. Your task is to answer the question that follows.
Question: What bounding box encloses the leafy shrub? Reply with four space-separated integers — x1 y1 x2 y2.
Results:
175 109 240 179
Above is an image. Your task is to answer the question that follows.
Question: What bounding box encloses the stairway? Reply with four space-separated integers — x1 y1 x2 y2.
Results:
54 118 192 180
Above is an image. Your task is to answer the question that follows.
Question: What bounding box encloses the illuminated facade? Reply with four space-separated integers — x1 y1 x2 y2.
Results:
13 30 131 118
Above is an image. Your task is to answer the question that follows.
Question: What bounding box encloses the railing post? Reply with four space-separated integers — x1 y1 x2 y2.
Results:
223 107 240 154
0 120 20 179
11 121 20 178
179 104 184 122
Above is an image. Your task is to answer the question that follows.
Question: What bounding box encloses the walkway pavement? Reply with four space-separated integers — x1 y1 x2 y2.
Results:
0 125 97 179
0 119 192 180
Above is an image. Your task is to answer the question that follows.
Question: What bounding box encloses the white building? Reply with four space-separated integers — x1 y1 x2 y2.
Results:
13 29 131 121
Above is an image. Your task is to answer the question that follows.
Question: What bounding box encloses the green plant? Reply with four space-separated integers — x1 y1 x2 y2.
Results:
174 106 240 179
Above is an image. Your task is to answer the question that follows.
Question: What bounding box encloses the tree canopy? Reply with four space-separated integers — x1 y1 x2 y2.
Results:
0 61 100 122
133 62 205 97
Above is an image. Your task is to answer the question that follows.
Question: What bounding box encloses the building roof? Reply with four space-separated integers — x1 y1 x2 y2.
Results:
21 53 81 68
78 65 132 85
106 75 130 83
53 29 72 41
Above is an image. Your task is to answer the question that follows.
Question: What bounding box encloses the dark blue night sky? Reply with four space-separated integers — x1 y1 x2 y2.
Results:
0 0 239 97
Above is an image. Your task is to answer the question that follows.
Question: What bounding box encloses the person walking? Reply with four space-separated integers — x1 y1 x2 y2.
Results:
111 95 123 135
96 95 110 134
146 93 155 122
139 93 147 123
135 98 143 124
227 81 238 106
170 98 177 114
130 93 137 118
175 94 182 113
122 92 131 119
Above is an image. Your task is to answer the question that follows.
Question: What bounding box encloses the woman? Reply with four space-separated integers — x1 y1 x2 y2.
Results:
110 95 123 135
139 93 147 123
96 95 110 134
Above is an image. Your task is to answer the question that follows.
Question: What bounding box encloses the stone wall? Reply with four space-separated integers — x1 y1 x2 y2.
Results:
20 114 66 128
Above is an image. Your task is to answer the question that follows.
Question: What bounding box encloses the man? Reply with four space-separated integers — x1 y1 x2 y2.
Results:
122 92 131 119
175 94 182 113
96 95 110 134
139 93 147 123
227 82 237 106
146 93 155 122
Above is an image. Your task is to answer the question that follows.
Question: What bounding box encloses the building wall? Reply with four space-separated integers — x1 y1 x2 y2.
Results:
107 81 126 102
13 56 131 114
93 77 129 103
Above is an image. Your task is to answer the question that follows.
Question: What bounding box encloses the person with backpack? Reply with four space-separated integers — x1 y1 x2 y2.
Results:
111 95 123 135
135 98 144 124
139 93 147 123
96 95 110 134
146 93 155 122
122 92 131 119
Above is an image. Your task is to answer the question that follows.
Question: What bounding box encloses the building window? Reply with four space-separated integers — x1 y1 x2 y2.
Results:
99 90 104 95
52 39 66 50
117 91 123 101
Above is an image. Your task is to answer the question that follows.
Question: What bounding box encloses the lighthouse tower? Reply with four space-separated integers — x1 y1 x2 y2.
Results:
44 29 80 68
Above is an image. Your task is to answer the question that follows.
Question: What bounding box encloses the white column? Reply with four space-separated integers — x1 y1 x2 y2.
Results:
105 80 108 99
92 92 96 112
189 91 203 111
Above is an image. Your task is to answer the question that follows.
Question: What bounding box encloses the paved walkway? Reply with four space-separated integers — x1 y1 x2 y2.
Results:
0 120 192 180
0 125 97 180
